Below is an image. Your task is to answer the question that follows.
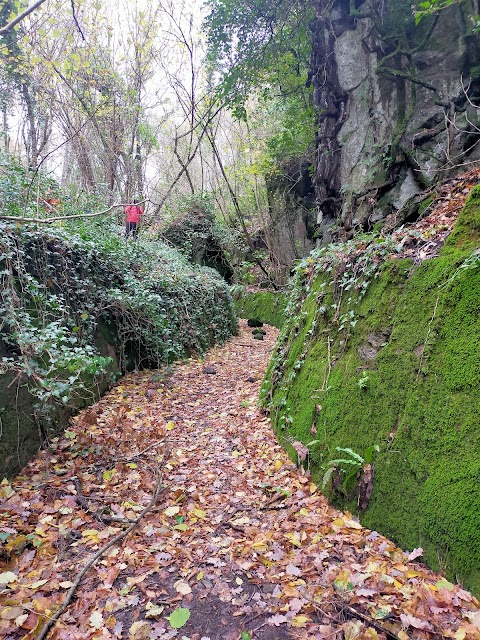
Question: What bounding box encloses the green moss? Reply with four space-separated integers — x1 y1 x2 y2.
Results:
418 194 434 216
233 290 287 328
444 184 480 251
263 212 480 591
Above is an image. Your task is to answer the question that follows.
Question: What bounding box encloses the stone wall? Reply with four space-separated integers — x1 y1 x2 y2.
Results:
311 0 480 236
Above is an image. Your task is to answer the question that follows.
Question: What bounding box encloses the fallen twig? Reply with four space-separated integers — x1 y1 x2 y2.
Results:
36 472 165 640
72 475 133 525
122 440 164 461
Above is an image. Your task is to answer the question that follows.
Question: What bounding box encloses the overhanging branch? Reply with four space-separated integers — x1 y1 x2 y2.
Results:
0 0 48 36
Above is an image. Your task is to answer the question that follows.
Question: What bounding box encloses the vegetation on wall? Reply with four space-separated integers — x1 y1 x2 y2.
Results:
0 157 237 476
261 191 480 591
231 287 288 329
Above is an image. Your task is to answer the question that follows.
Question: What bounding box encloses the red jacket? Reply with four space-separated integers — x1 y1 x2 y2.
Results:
125 204 143 223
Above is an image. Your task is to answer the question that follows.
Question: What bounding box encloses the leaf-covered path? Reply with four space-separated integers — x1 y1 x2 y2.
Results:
1 321 479 640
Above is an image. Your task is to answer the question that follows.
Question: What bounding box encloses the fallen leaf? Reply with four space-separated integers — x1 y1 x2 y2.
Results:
129 621 151 639
89 611 104 629
1 606 24 620
267 614 288 626
0 571 18 585
174 580 192 595
435 578 455 591
167 607 191 629
15 613 29 627
407 547 423 561
399 613 433 630
291 614 311 627
145 604 164 618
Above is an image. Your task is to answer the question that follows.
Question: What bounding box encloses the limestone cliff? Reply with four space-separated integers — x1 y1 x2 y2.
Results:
267 0 480 256
314 0 480 234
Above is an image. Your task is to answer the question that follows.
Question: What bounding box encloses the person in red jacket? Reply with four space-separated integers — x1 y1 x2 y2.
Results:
124 198 144 238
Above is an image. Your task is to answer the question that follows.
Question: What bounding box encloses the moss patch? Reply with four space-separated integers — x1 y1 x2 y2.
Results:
233 289 287 328
262 200 480 591
444 184 480 251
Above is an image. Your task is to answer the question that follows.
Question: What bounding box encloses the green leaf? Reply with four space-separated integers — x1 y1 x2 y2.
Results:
335 447 364 463
241 633 251 640
435 578 455 591
167 607 190 629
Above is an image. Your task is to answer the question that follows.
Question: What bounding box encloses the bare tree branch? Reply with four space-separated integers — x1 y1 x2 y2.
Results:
70 0 85 40
0 200 148 225
0 0 48 35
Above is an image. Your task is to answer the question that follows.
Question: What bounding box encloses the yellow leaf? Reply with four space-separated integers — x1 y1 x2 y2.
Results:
193 508 206 519
126 463 138 469
298 508 309 516
129 621 151 639
82 529 100 542
274 460 282 471
196 571 204 580
27 579 48 589
103 469 115 482
309 482 317 493
291 615 311 627
232 450 240 458
1 606 24 620
5 534 28 554
454 629 467 640
284 533 302 547
165 421 175 431
164 506 180 517
406 570 420 578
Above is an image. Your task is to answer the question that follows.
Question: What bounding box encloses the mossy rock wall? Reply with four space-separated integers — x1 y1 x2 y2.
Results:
233 290 288 328
262 194 480 591
0 321 119 479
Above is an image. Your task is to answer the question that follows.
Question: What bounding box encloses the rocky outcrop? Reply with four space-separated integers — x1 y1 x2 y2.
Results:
310 0 480 238
264 158 317 271
161 205 236 281
261 187 480 592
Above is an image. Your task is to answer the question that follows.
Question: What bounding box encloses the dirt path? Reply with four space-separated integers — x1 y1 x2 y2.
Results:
1 321 479 640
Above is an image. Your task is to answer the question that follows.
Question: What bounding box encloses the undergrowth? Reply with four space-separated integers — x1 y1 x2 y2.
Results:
0 157 237 445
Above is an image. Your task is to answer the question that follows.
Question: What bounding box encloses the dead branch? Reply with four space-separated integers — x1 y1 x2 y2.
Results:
72 475 133 525
0 200 147 224
36 471 165 640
